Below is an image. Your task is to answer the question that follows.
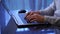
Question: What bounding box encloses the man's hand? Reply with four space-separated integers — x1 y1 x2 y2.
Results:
25 11 45 31
25 11 40 19
26 14 44 23
25 11 41 23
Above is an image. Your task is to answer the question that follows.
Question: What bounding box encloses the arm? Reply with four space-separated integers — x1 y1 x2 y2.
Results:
40 2 56 16
25 2 60 24
44 16 60 25
39 2 60 24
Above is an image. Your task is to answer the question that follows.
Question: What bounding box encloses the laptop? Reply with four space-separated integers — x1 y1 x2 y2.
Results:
11 10 60 29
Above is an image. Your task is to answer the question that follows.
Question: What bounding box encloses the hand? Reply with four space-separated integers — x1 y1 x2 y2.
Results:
26 14 44 23
25 11 40 19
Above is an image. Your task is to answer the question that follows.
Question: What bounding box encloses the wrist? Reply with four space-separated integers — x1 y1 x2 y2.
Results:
41 16 45 23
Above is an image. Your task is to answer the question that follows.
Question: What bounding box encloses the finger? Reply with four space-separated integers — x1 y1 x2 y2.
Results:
25 11 34 19
25 12 33 19
25 10 33 17
29 15 36 22
25 15 33 23
24 12 31 19
25 16 30 23
25 14 35 23
26 10 34 17
26 15 31 20
30 19 36 22
29 11 34 16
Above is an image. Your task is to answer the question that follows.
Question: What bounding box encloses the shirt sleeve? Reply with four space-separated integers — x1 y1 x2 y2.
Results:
39 2 60 25
40 2 56 16
44 16 60 25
